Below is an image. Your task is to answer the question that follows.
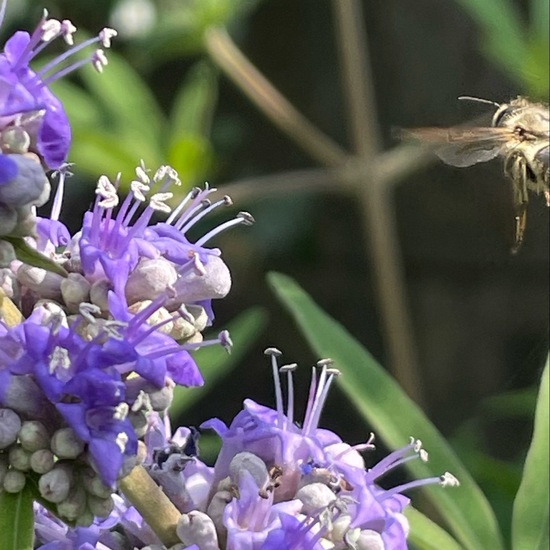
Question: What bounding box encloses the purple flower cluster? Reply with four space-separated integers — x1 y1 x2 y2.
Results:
0 1 115 238
32 349 459 549
0 4 253 521
0 3 459 548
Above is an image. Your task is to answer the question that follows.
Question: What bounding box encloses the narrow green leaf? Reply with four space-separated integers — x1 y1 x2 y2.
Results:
268 272 504 550
170 307 268 419
512 359 549 550
406 507 463 550
453 0 528 85
3 237 68 277
79 54 166 141
0 485 35 550
168 62 218 141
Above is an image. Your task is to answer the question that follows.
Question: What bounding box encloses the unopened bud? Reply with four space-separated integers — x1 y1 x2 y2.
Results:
30 449 55 474
89 279 110 311
9 446 31 471
81 468 112 498
51 427 85 459
16 264 63 300
87 494 114 518
39 464 73 503
75 508 94 527
176 510 220 550
229 452 269 489
0 408 21 449
57 485 87 521
3 469 26 493
60 273 91 313
19 420 50 451
125 258 177 305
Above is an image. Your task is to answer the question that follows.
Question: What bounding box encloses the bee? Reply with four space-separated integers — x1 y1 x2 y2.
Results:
403 96 549 253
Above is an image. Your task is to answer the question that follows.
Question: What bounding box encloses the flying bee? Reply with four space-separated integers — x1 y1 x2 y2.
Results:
403 96 549 253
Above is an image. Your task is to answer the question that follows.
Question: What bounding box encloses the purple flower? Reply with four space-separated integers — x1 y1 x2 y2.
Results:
0 304 138 487
0 4 116 169
199 349 460 549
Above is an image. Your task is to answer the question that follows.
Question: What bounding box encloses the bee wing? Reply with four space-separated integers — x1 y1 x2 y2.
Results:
401 127 513 168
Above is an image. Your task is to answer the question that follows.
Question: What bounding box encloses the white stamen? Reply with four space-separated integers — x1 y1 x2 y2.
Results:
149 192 173 213
41 18 61 42
130 180 150 202
92 49 108 73
61 20 77 45
113 403 129 421
440 472 460 487
96 175 119 208
99 28 118 48
49 347 70 374
115 432 129 453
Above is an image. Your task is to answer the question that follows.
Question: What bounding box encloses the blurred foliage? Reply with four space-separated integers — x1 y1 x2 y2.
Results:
269 272 549 550
454 0 549 97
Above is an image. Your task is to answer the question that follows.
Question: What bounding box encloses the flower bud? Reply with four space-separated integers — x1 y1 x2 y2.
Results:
295 482 336 514
173 255 231 304
0 376 51 417
16 264 63 300
30 449 55 474
57 484 87 521
18 420 50 452
86 493 114 518
39 464 73 503
0 154 50 207
3 469 26 493
125 257 178 305
51 427 85 459
89 279 111 311
176 510 220 550
75 508 95 527
0 408 21 449
60 273 91 313
81 467 112 498
229 452 269 489
9 445 32 471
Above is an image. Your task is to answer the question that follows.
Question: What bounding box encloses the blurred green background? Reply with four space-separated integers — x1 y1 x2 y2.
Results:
4 0 548 542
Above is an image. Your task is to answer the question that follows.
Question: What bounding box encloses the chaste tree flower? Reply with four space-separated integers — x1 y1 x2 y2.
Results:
31 349 459 549
0 0 116 240
0 3 459 549
0 3 251 519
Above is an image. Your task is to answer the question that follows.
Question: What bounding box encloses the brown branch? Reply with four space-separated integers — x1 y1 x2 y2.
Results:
331 0 381 158
204 26 349 167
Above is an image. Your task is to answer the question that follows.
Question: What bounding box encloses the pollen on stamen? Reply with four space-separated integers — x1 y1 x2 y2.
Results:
149 192 173 213
49 347 70 374
113 403 129 421
99 28 118 48
61 20 77 45
440 472 460 487
41 18 61 42
92 49 108 73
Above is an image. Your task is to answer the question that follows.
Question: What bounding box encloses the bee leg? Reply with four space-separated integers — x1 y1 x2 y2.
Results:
511 207 527 254
505 152 529 254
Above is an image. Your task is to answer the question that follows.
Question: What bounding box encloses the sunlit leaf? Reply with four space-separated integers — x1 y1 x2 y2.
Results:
0 485 34 550
511 359 549 550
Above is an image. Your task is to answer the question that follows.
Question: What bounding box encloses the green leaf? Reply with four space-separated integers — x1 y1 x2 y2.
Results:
78 54 166 142
268 272 504 550
512 358 549 550
168 62 218 141
406 507 463 550
0 485 35 550
170 307 268 419
2 237 68 277
453 0 528 86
